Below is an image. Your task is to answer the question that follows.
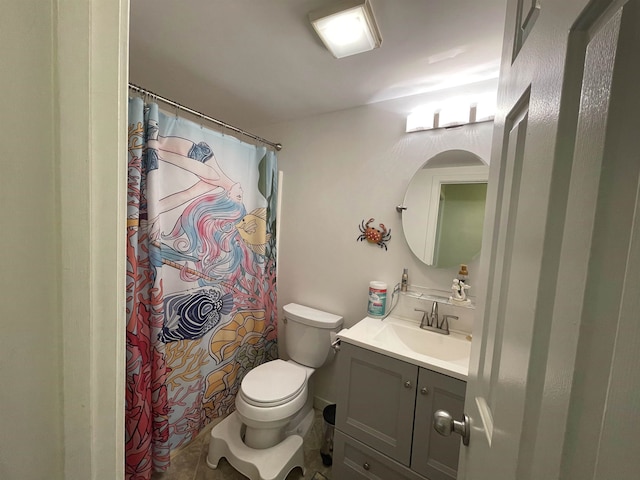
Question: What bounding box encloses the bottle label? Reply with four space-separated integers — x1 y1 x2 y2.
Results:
368 287 387 317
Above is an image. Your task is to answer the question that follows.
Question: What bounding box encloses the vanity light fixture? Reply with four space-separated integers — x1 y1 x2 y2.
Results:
309 0 382 59
406 93 497 132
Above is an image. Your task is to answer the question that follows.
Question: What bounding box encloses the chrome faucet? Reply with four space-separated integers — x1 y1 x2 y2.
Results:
415 302 458 335
431 301 438 327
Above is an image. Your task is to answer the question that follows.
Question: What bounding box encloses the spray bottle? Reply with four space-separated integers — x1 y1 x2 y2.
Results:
401 268 409 292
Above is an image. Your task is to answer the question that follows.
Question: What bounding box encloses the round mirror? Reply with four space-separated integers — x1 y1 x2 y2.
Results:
401 150 489 268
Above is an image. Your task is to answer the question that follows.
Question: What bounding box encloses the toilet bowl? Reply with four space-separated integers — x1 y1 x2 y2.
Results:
236 359 313 449
208 303 343 479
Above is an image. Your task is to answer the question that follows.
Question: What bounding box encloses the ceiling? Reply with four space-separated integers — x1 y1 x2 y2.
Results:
129 0 507 131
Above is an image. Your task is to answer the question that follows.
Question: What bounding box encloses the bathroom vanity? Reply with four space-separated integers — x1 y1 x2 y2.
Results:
333 315 470 480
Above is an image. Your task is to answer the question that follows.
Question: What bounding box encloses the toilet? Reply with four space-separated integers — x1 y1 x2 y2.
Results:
207 303 343 480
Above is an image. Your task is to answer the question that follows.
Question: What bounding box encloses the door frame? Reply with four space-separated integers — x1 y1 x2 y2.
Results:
58 0 129 478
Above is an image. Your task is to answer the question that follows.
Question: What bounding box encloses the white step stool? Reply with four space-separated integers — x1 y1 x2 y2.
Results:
206 411 305 480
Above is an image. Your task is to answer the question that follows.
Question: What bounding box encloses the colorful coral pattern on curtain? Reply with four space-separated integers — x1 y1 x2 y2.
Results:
126 97 278 479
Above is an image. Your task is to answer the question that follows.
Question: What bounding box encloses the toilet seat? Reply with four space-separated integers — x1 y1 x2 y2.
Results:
240 359 307 407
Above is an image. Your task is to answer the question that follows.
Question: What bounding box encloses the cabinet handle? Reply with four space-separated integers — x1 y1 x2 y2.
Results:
420 387 429 395
404 380 412 389
363 462 371 470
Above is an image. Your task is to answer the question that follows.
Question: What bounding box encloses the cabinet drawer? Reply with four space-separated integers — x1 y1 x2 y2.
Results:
333 430 426 480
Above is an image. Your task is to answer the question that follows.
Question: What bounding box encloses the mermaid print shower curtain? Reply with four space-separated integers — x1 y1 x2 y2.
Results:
125 97 278 479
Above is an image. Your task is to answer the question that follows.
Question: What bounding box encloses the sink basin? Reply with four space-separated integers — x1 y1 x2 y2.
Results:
373 322 470 363
337 315 472 380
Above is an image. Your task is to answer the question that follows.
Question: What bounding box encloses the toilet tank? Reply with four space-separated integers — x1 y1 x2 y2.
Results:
283 303 343 368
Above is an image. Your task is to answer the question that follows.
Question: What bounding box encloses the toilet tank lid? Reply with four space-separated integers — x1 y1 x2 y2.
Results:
283 303 343 328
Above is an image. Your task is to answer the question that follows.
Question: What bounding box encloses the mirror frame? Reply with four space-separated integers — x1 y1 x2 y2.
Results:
403 164 489 266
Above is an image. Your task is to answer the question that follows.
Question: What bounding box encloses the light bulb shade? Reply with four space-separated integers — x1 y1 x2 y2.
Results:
309 0 382 58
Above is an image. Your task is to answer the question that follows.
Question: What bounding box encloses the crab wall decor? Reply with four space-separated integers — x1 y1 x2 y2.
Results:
357 218 392 250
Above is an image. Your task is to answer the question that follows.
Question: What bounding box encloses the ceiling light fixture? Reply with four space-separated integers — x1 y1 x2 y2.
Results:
309 0 382 59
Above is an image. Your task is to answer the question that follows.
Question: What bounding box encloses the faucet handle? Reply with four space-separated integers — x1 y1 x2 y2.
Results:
440 315 459 333
415 308 431 327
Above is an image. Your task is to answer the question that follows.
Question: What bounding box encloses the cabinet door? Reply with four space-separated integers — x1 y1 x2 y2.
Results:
335 343 418 465
412 368 466 480
333 430 426 480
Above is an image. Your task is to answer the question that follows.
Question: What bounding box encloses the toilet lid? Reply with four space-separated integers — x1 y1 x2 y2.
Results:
241 359 307 407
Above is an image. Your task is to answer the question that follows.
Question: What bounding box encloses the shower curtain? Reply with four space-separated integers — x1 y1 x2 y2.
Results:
125 97 278 479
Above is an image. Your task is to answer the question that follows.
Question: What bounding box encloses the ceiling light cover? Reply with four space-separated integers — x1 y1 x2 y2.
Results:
309 0 382 58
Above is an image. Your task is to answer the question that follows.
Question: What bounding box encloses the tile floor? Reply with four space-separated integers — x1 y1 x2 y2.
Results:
152 409 332 480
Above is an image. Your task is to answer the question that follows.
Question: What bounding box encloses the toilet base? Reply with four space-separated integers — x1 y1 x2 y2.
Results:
207 412 305 480
285 404 315 439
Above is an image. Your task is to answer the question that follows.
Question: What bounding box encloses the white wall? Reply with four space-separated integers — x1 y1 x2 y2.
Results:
258 92 494 404
0 2 63 478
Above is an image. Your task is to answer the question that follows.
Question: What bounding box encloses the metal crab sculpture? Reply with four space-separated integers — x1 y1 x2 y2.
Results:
357 218 392 250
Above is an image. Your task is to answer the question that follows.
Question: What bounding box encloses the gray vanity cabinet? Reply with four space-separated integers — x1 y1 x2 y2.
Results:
334 342 466 480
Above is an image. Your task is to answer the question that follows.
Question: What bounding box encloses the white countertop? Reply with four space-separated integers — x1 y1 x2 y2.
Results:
337 315 471 381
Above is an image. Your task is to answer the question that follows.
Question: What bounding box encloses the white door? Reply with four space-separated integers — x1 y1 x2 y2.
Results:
450 0 640 478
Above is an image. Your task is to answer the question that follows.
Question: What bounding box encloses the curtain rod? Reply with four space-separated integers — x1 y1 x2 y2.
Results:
128 83 282 151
